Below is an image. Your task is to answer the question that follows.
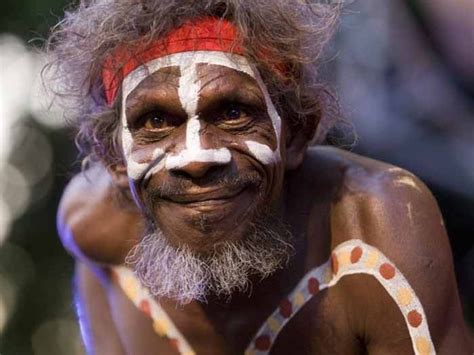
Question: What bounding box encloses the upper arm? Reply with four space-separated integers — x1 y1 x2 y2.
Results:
57 165 143 265
74 262 126 355
331 165 472 354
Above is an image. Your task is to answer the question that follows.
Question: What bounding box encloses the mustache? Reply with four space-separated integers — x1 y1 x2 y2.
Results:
146 171 263 202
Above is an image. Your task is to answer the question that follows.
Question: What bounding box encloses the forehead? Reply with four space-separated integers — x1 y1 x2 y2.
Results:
126 63 262 105
121 51 256 100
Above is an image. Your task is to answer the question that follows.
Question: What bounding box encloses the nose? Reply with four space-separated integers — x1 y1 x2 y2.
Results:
171 159 227 179
166 148 232 178
165 117 232 178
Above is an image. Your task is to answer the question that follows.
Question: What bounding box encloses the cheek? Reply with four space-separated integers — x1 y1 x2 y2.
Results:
236 120 281 166
124 143 166 181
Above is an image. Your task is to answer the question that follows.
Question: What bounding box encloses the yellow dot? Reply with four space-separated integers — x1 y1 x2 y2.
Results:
323 266 333 284
122 275 139 301
415 337 431 355
183 352 195 355
268 317 281 333
245 350 257 355
293 292 305 307
153 318 170 337
365 250 379 269
338 251 351 268
396 288 413 306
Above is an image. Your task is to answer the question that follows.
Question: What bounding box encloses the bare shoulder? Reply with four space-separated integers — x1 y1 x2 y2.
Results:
57 165 142 265
304 146 472 353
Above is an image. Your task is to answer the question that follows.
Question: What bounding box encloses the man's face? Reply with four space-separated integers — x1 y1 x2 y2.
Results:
121 52 287 253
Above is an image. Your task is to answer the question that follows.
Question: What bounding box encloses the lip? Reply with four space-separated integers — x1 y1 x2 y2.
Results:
162 186 247 206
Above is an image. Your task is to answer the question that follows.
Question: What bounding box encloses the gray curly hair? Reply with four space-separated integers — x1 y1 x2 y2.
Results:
45 0 340 168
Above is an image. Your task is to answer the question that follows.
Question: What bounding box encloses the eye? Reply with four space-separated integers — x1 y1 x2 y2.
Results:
134 110 183 132
224 105 243 121
145 115 167 129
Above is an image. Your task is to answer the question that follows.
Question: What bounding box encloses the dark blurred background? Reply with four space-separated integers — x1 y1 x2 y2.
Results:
0 0 472 354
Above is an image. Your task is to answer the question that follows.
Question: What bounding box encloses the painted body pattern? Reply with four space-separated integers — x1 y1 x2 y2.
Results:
113 239 435 355
120 51 282 182
111 266 196 355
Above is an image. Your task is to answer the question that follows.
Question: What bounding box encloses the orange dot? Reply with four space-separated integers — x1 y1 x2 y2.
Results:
255 335 271 351
279 298 292 318
308 277 319 295
139 300 151 317
407 309 423 327
331 252 339 274
169 338 179 350
110 269 120 283
379 263 395 279
350 247 363 263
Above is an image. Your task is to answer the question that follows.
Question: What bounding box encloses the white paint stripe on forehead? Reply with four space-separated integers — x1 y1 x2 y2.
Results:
178 60 199 117
121 51 254 100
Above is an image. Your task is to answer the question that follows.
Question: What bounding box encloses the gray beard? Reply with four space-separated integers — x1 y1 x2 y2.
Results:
125 212 294 304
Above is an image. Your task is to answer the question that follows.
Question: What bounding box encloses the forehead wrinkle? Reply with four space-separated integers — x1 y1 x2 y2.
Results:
197 63 259 90
197 72 265 109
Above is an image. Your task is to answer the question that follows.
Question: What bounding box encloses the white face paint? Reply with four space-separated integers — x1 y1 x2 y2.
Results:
120 51 282 181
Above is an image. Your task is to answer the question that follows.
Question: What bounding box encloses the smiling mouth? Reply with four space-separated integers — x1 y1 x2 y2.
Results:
162 186 248 207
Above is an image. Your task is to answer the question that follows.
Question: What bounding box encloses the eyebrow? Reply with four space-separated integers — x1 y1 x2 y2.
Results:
124 72 185 122
197 67 265 110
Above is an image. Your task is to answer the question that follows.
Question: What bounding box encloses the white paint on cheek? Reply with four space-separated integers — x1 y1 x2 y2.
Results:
127 148 165 181
241 65 281 166
245 141 278 165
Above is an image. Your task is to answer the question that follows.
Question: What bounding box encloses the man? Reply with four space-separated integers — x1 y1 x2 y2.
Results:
50 0 471 354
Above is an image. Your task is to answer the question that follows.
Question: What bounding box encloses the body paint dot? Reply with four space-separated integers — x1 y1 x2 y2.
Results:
338 251 351 268
379 263 395 280
331 253 339 275
153 318 170 336
122 275 139 300
407 310 423 327
323 266 333 284
293 292 305 307
139 300 151 317
308 277 320 294
110 269 120 283
365 250 379 268
279 298 292 318
415 337 431 355
255 335 271 350
396 288 413 306
268 317 281 333
350 247 363 263
169 338 180 350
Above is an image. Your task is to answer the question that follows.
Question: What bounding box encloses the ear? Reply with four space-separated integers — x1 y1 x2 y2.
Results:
285 119 316 170
107 162 130 189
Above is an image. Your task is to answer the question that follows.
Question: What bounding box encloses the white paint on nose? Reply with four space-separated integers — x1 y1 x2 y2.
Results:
165 115 231 170
165 59 231 171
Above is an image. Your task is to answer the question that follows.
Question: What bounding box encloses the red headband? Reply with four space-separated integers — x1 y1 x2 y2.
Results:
102 17 244 106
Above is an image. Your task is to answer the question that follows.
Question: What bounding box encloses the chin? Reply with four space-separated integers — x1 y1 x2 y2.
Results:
150 185 263 252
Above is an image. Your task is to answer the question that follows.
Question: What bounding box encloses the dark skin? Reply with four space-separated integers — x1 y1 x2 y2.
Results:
58 64 472 354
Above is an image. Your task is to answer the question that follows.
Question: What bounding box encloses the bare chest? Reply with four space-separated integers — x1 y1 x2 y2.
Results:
106 260 364 355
